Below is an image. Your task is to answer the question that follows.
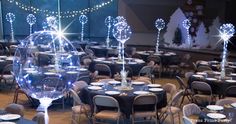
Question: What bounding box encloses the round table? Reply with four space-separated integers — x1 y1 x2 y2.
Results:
79 82 167 118
198 107 236 124
0 110 36 124
0 56 13 72
197 60 236 72
136 51 179 66
188 71 236 97
88 57 146 77
89 45 118 57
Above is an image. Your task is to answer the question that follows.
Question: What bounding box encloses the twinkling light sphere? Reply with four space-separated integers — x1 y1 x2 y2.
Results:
113 22 132 44
46 16 58 30
13 31 80 101
220 23 235 41
105 16 114 27
114 21 128 32
79 15 88 24
155 18 165 30
183 19 191 29
113 16 127 25
6 13 15 23
27 14 36 25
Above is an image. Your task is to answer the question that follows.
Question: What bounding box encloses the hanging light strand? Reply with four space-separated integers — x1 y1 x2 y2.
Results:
6 0 114 18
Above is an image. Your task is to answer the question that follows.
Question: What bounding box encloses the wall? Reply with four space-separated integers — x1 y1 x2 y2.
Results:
118 0 229 46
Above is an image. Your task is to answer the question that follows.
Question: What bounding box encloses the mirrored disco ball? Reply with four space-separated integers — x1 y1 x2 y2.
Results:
13 31 80 101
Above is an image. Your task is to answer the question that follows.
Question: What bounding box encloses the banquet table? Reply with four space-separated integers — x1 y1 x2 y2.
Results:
71 40 99 50
196 106 236 124
188 71 236 97
89 45 118 57
0 56 14 72
136 50 179 66
79 82 167 118
88 57 146 77
197 60 236 72
0 110 36 124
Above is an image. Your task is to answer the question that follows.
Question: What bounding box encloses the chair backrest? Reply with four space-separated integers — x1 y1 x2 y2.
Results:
147 60 155 66
162 83 177 97
133 94 157 113
224 86 236 97
73 81 88 92
183 103 201 117
185 72 194 80
192 62 197 72
85 48 94 56
32 112 45 124
170 90 184 107
191 81 212 95
77 75 91 84
225 68 235 75
147 55 161 65
197 65 212 72
2 64 13 75
4 103 25 117
93 95 119 108
40 77 64 91
133 94 157 105
215 98 234 106
176 76 187 90
94 64 112 77
183 116 194 124
70 89 83 105
138 65 153 78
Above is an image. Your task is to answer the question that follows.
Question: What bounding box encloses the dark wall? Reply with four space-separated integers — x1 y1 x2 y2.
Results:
1 0 118 41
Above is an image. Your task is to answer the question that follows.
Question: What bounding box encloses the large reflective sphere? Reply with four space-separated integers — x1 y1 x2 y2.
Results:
13 31 80 101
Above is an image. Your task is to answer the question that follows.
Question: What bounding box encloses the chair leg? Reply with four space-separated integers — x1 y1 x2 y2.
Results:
171 114 174 124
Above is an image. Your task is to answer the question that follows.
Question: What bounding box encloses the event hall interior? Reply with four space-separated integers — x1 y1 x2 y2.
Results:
0 0 236 124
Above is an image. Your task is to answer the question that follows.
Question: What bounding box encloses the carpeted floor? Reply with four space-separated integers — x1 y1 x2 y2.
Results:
0 77 187 124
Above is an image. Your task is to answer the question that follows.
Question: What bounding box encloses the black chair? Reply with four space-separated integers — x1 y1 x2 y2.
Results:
223 86 236 98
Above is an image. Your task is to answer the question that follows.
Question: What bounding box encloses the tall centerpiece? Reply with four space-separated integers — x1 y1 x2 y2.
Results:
6 13 16 42
113 20 132 88
182 19 191 48
155 18 165 53
219 23 235 79
105 16 114 48
26 14 36 35
79 15 88 42
113 16 127 61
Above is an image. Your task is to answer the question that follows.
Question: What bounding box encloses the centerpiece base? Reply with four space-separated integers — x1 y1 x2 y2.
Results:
114 86 133 91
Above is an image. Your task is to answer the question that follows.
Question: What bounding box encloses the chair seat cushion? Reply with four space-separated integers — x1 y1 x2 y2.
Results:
72 104 91 113
133 111 156 118
2 74 14 80
161 106 181 114
94 110 121 120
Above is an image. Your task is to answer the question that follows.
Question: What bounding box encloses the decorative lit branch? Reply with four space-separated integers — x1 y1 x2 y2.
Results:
219 23 235 79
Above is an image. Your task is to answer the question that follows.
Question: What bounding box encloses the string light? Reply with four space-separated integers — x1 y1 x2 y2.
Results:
6 0 114 18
